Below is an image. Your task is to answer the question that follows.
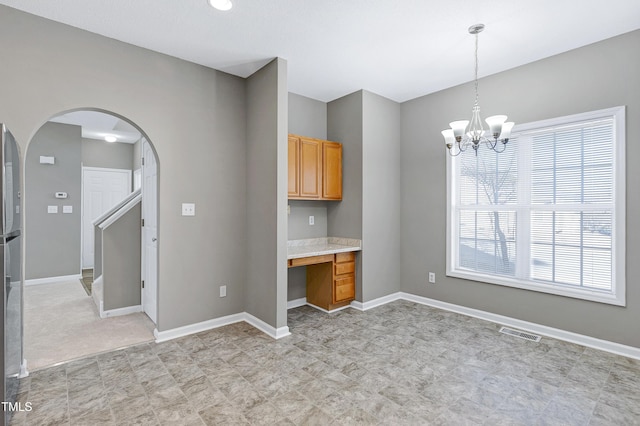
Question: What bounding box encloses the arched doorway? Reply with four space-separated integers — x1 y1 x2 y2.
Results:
23 109 159 370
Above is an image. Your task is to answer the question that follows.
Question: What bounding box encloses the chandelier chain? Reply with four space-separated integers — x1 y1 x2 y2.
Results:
474 31 479 105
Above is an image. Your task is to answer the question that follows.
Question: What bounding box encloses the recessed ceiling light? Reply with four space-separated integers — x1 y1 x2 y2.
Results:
208 0 232 11
105 135 117 143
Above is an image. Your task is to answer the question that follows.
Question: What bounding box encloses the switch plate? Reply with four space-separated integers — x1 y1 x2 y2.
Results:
220 285 227 298
47 205 58 214
182 203 195 216
309 215 314 225
63 205 73 214
428 272 436 284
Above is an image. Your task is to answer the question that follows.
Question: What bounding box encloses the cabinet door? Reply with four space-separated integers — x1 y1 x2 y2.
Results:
288 136 300 197
323 142 342 200
300 137 322 198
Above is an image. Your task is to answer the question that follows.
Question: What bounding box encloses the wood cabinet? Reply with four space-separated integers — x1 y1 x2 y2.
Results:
288 134 342 200
304 251 356 311
322 142 342 200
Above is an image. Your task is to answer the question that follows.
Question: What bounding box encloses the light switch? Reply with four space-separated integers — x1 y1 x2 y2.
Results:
181 203 195 216
63 205 73 214
309 216 314 225
220 285 227 298
47 205 58 214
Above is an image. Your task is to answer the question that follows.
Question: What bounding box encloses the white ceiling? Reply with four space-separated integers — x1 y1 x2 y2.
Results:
50 111 141 143
2 0 640 102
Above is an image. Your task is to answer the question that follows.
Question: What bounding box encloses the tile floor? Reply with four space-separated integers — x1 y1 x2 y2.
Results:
24 280 155 370
10 300 640 425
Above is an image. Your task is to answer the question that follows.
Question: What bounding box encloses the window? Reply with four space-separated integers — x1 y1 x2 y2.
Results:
446 107 625 306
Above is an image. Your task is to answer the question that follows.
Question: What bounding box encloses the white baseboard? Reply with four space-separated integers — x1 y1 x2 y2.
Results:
350 292 402 311
100 304 143 319
154 311 291 343
305 302 352 314
154 313 246 343
244 313 291 339
287 297 307 309
399 292 640 361
25 274 82 286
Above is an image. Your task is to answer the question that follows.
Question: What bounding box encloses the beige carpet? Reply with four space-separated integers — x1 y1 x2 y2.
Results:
24 280 155 371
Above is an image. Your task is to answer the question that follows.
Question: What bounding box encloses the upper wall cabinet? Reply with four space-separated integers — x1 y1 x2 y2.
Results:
288 134 342 200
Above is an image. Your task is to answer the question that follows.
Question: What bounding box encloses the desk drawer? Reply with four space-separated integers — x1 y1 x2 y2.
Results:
334 275 355 303
290 254 334 267
335 261 355 275
335 252 355 263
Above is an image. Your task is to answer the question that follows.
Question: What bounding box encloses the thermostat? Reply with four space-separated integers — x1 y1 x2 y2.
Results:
55 192 68 199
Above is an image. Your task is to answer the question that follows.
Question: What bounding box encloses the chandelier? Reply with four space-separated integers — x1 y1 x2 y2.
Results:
442 24 514 156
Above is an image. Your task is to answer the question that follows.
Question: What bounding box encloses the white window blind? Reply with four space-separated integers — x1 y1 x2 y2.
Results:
446 107 626 306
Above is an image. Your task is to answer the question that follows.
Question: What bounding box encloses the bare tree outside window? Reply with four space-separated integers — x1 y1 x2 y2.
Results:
458 144 517 275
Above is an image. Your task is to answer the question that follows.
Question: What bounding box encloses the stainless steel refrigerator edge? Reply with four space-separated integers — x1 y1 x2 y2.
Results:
1 124 23 426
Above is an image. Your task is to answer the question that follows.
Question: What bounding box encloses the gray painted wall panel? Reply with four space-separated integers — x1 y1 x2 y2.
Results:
362 91 401 302
400 30 640 348
0 6 247 331
132 139 141 171
288 201 328 240
102 203 141 310
25 122 81 279
288 93 327 139
82 138 134 171
245 59 288 329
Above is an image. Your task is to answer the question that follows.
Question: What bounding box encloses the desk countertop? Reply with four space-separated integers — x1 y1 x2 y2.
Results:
287 237 362 260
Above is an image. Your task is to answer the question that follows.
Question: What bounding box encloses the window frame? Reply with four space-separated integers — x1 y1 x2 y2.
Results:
446 106 626 306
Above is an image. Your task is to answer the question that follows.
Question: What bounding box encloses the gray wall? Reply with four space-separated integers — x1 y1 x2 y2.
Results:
400 30 640 348
82 138 134 171
288 93 327 139
102 203 141 310
245 59 289 329
362 91 401 302
327 91 364 300
287 93 329 301
25 122 81 279
0 6 248 331
132 139 142 171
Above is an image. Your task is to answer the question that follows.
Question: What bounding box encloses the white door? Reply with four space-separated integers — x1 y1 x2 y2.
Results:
82 168 132 268
142 140 158 324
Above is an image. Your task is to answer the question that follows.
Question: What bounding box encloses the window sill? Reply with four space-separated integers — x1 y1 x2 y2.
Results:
446 269 625 307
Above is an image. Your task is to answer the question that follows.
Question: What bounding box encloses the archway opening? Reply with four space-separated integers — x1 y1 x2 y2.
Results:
23 108 160 370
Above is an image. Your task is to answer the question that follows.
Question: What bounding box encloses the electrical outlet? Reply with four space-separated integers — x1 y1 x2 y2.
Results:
220 285 227 297
428 272 436 284
182 203 195 216
309 215 315 225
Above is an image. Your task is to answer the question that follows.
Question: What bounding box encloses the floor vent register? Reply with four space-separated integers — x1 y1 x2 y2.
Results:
499 326 542 342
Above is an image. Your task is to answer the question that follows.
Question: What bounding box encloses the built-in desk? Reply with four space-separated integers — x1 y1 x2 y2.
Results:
287 238 361 311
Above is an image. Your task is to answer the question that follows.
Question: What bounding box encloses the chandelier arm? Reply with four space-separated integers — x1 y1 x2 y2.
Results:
447 143 465 156
483 137 498 151
492 140 508 153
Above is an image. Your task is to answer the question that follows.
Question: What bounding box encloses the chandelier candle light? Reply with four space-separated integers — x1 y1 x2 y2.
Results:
442 24 514 156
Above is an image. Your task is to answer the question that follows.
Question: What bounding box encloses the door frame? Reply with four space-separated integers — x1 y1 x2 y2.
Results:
80 166 132 270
